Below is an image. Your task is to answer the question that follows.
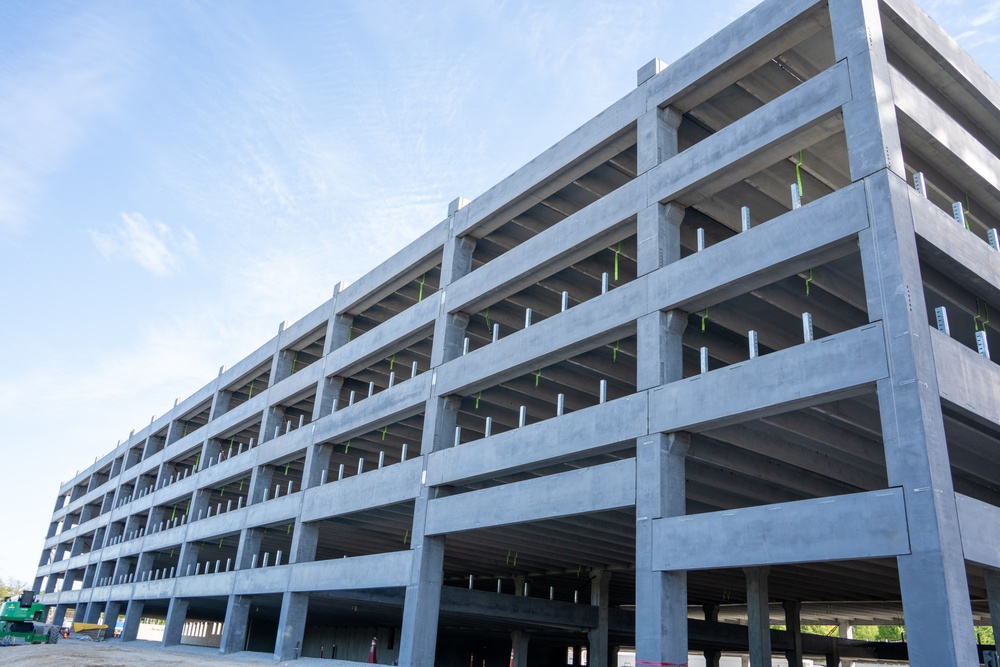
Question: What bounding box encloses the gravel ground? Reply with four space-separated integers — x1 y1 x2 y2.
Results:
0 638 372 666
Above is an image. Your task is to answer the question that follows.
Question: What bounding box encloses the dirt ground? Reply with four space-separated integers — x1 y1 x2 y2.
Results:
0 638 370 666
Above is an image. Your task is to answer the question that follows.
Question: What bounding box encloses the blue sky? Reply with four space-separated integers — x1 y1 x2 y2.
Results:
1 0 998 585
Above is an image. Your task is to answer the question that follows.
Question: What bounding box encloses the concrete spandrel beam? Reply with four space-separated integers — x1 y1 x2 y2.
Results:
931 327 1000 427
651 488 910 571
425 395 647 487
910 189 1000 313
130 578 176 601
440 587 598 630
310 373 431 447
955 493 1000 568
648 181 869 314
460 93 643 239
648 0 827 111
437 281 642 398
649 60 851 207
289 551 412 591
301 458 422 522
649 323 888 434
336 220 449 317
324 296 437 379
892 67 1000 201
881 0 1000 141
448 176 646 315
424 459 636 535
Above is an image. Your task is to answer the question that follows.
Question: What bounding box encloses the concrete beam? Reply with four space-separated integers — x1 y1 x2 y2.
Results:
440 587 598 630
311 372 431 445
448 177 645 315
881 0 1000 140
425 395 646 486
647 0 827 111
652 488 910 571
336 220 449 316
931 327 1000 427
288 551 413 591
425 459 636 535
648 323 887 434
648 60 851 207
325 297 436 379
956 494 1000 569
892 67 1000 202
300 458 422 522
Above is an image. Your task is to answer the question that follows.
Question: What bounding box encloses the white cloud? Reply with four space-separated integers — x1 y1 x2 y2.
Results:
89 212 198 276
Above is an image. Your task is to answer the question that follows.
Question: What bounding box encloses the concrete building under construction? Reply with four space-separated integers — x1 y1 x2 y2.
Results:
33 0 1000 664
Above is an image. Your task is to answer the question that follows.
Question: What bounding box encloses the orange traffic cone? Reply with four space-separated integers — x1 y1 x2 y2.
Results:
509 648 515 667
367 636 378 663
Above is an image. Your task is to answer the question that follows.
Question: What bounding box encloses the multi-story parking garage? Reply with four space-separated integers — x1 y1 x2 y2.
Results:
33 0 1000 664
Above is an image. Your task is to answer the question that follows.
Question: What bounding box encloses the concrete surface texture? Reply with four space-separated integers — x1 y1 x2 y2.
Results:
31 0 1000 665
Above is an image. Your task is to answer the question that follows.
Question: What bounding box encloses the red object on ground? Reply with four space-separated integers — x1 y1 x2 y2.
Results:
367 636 378 663
509 647 515 667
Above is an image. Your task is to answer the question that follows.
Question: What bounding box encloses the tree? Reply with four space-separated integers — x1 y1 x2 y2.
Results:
0 576 30 601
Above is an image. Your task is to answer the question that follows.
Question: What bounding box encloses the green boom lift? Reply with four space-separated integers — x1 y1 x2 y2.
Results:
0 590 59 645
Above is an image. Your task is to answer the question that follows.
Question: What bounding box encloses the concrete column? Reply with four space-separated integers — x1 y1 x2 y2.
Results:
219 594 251 654
290 521 318 564
588 569 610 667
782 600 802 667
102 600 122 629
83 600 102 624
121 598 144 642
260 405 286 443
987 571 1000 655
323 311 352 357
511 630 529 667
302 442 333 490
745 567 771 667
52 604 69 627
248 465 274 505
399 199 474 667
312 377 343 420
635 433 689 666
162 598 189 646
178 542 200 577
275 591 309 660
60 570 78 592
829 2 978 662
636 309 687 392
235 528 262 570
837 620 854 667
270 348 295 386
209 390 231 420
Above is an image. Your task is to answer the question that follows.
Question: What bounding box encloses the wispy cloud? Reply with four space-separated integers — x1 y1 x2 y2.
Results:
89 212 198 276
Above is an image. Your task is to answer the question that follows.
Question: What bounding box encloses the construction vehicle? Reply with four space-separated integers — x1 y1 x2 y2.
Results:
0 590 59 645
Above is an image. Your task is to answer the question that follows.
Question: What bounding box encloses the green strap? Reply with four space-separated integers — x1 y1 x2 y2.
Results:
418 274 426 302
533 370 542 387
795 151 804 198
484 307 490 329
389 354 395 371
247 380 255 400
614 242 621 281
701 308 709 331
381 426 388 441
805 268 813 296
612 340 620 362
474 392 481 409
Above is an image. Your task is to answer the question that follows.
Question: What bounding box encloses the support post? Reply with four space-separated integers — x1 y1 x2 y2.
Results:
745 566 771 667
162 598 189 647
121 599 145 642
782 600 803 667
587 569 610 667
511 630 529 667
828 2 978 663
274 591 309 660
219 594 252 654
